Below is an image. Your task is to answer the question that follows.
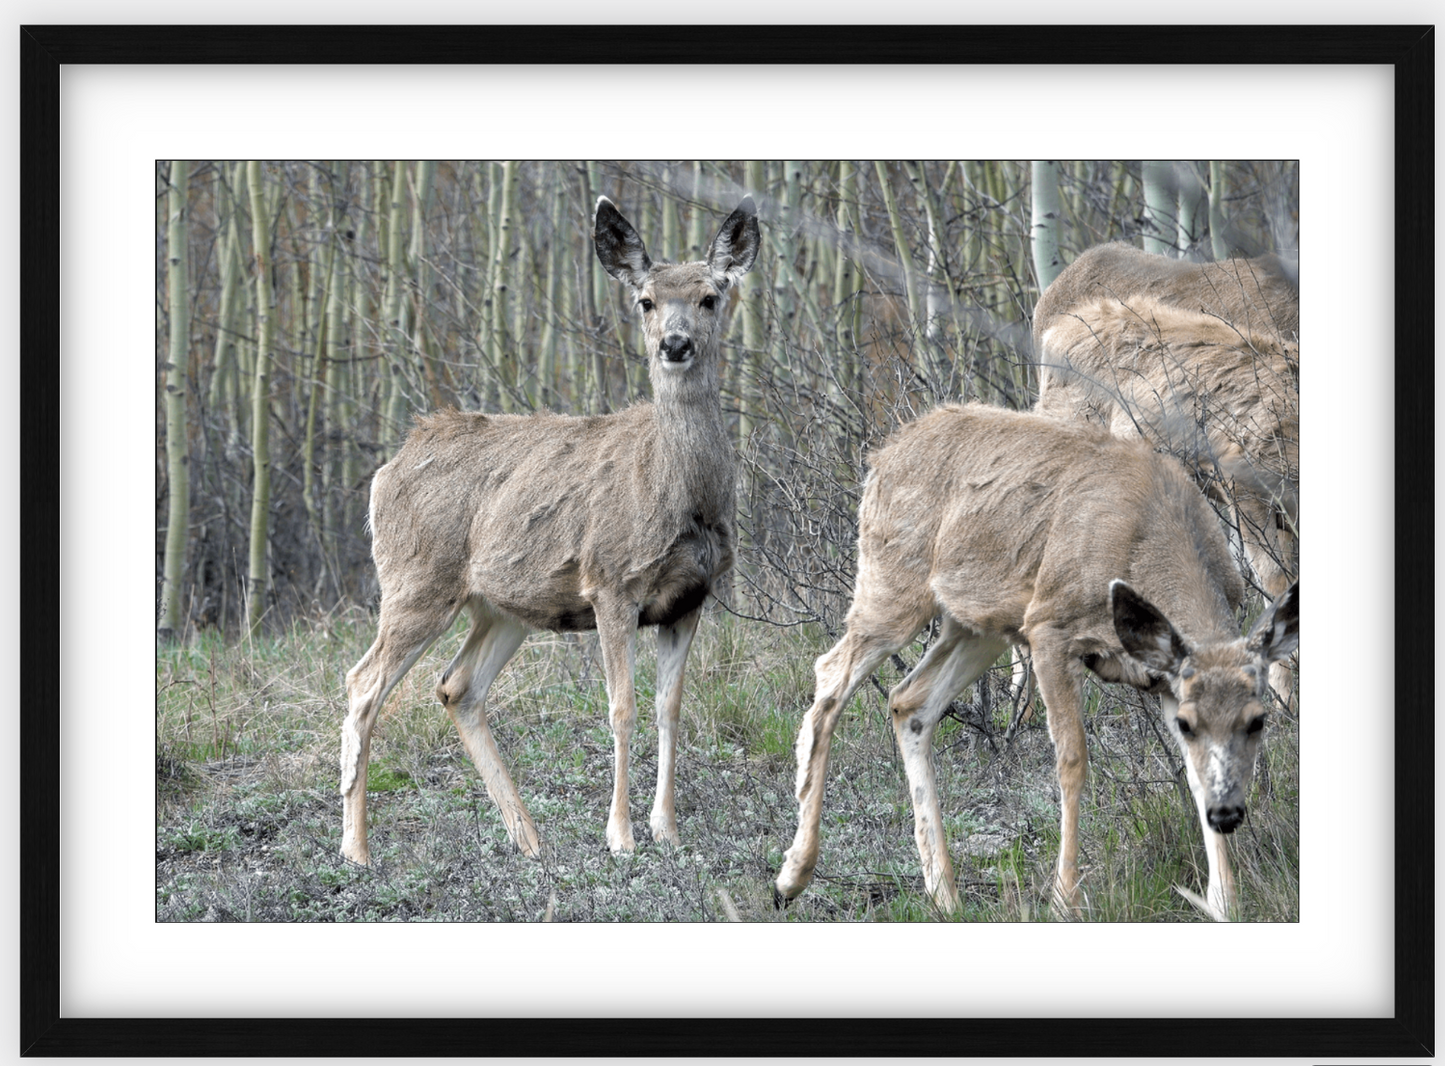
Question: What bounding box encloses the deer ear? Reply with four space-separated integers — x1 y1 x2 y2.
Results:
707 197 760 286
1247 582 1299 663
593 196 652 288
1111 580 1190 676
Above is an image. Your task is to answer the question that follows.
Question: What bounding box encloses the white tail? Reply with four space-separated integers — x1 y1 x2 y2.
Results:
338 197 760 865
773 404 1299 920
1033 242 1299 703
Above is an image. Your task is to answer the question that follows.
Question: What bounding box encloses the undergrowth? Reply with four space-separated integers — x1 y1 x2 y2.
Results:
156 605 1300 923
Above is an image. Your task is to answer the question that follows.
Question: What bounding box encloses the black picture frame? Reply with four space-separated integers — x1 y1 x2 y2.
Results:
21 23 1433 1059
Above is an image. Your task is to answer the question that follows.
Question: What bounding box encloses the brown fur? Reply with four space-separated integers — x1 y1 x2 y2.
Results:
339 197 760 865
1032 242 1298 343
1033 244 1299 703
774 404 1299 919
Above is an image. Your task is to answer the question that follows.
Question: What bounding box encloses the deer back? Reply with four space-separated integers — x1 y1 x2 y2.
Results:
1036 297 1298 501
857 403 1245 676
1033 242 1299 352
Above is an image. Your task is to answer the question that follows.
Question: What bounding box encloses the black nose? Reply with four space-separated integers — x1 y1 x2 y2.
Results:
660 333 693 362
1208 805 1244 834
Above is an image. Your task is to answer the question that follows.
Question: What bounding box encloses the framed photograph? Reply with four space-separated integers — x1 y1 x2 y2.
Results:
23 21 1431 1060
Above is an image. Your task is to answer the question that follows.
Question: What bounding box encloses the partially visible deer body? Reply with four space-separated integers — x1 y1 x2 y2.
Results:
774 404 1299 920
339 197 760 865
1033 243 1299 702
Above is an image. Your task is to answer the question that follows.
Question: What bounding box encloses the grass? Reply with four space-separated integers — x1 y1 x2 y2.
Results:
156 605 1300 923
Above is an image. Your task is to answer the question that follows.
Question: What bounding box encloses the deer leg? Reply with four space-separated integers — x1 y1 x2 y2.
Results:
649 606 701 846
436 606 539 857
593 599 641 854
775 621 922 903
340 599 458 865
1029 637 1089 918
888 618 1008 914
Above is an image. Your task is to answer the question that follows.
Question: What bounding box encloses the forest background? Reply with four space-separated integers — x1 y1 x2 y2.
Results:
156 159 1297 640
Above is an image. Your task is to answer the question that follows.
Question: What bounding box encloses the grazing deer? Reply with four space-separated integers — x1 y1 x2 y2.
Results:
339 196 760 865
1032 243 1299 703
773 403 1299 920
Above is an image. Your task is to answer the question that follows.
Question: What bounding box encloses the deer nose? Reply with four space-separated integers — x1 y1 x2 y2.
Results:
660 333 693 362
1208 805 1244 834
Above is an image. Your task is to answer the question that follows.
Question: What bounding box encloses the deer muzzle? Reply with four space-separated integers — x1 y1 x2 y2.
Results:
660 333 694 363
1207 804 1245 834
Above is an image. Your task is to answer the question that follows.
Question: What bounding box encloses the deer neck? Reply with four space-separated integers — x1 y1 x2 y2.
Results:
649 360 733 515
1142 562 1242 657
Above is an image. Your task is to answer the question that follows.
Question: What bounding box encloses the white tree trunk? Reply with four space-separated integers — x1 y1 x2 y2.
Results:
1208 160 1230 260
245 160 275 637
158 160 191 641
1031 159 1065 290
1142 160 1174 256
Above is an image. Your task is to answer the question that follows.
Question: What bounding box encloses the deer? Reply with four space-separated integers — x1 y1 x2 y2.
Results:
1032 243 1299 704
338 196 760 866
773 403 1299 921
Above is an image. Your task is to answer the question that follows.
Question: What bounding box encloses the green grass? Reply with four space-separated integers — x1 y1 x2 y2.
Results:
156 606 1300 923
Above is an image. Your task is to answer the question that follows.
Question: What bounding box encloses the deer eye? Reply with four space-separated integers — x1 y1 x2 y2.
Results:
638 298 654 313
700 294 717 311
1246 715 1266 735
1175 718 1194 737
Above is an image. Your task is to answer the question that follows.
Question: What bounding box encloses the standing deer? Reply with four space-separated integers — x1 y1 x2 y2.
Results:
773 403 1299 920
1033 243 1299 703
339 196 760 865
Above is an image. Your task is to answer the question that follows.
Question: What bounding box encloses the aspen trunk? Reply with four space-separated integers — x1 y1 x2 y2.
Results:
1208 160 1230 260
831 160 864 406
301 169 337 568
537 171 565 407
245 160 275 637
382 160 410 450
206 165 244 424
158 160 191 641
409 159 440 407
1142 160 1174 256
874 159 921 340
1030 159 1064 291
1177 161 1204 254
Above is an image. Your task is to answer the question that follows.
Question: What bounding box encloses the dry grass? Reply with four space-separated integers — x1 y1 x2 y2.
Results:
156 606 1299 923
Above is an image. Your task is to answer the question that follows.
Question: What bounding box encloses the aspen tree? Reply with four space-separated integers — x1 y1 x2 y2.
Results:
1176 161 1204 254
245 160 275 637
905 160 962 363
831 160 864 402
301 164 337 567
206 164 244 422
687 160 705 259
1030 160 1064 290
337 161 374 548
159 160 191 641
537 170 566 407
408 159 441 407
321 181 348 589
874 160 921 337
774 161 802 348
1142 160 1174 256
381 160 411 448
1209 160 1230 260
660 162 677 255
